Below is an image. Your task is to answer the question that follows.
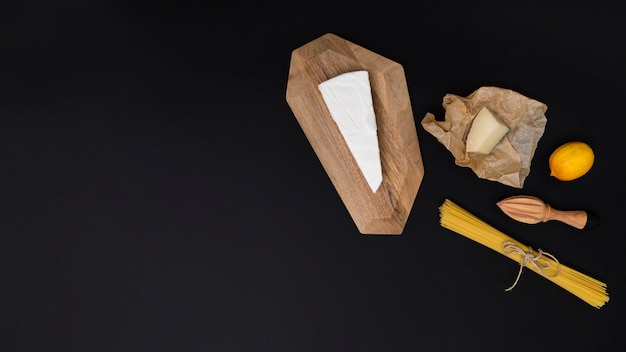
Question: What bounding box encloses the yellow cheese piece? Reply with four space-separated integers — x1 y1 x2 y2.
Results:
465 107 510 154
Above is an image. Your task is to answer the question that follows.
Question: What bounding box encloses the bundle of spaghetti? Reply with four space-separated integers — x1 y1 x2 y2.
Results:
439 198 609 308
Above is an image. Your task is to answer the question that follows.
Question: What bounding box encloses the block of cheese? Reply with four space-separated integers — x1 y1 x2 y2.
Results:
465 106 510 154
318 71 382 192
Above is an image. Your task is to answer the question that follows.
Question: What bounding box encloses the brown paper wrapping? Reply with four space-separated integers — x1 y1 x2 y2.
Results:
421 86 547 188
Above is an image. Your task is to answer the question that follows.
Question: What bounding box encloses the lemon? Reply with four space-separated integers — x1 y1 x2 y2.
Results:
549 141 595 181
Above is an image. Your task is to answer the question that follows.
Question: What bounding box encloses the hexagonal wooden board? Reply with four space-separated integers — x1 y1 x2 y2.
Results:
286 33 424 235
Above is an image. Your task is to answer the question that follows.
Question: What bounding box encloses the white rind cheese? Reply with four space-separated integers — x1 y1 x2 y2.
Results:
465 106 510 154
318 71 382 192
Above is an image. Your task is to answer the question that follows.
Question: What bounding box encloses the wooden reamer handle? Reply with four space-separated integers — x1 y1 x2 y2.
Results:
544 204 588 230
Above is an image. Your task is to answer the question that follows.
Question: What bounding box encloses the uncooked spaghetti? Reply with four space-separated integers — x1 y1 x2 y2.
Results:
439 198 608 308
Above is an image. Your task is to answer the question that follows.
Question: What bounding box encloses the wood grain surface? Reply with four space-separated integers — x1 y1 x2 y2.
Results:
286 33 424 235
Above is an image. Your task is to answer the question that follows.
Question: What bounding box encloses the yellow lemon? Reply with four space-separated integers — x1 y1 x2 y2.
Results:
549 141 595 181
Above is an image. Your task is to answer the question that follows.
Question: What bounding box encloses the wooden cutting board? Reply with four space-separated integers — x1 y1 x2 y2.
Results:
286 33 424 235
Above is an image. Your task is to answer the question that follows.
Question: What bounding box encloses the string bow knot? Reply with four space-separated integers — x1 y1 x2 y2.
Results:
502 241 560 291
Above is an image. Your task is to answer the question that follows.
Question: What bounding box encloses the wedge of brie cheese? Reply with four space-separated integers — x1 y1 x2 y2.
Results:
465 106 510 154
318 71 382 192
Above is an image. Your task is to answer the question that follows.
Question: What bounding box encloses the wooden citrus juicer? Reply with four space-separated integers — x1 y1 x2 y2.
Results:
496 195 598 230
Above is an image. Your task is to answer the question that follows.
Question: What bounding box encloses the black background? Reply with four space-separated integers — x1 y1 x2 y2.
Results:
2 1 625 351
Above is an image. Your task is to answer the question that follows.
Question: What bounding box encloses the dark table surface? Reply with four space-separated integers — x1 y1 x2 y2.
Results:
2 1 625 351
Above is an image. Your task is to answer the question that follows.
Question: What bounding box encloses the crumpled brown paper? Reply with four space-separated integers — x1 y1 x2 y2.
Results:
421 86 547 188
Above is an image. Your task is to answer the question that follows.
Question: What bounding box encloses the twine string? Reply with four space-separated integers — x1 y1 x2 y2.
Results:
502 241 560 292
